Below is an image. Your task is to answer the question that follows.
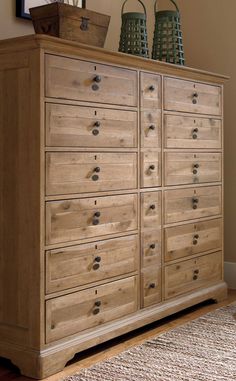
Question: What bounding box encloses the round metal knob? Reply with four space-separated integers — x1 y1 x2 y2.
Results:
149 85 155 91
194 269 199 274
150 243 156 249
93 263 100 270
95 256 101 263
193 169 198 175
94 75 102 83
92 174 99 181
193 239 198 245
149 283 156 289
94 300 101 307
192 98 197 104
94 121 101 127
93 308 100 315
150 204 156 210
192 198 199 204
94 211 101 218
149 165 155 171
92 218 100 226
193 128 199 133
194 163 199 169
94 167 101 173
193 274 198 281
149 125 155 130
193 204 198 210
92 129 99 136
193 92 198 98
192 133 198 140
194 234 199 239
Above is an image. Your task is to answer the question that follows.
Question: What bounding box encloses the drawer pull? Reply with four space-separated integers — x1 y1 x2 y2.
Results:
94 75 102 83
94 211 101 218
149 125 155 130
149 283 156 289
95 256 102 263
94 121 101 127
92 129 99 136
193 169 198 175
94 167 101 173
150 204 156 210
149 85 155 91
150 243 156 249
193 239 198 245
193 92 199 98
93 263 100 270
92 218 100 225
93 307 100 315
92 84 99 91
149 165 155 171
194 163 199 169
94 300 101 307
92 174 99 181
194 234 199 239
193 128 199 133
193 274 198 281
192 133 198 140
194 269 199 274
192 197 199 204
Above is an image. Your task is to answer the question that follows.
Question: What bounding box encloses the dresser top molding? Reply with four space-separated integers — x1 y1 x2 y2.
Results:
0 34 229 84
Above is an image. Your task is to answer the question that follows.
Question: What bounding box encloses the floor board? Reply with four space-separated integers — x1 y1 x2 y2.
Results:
0 290 236 381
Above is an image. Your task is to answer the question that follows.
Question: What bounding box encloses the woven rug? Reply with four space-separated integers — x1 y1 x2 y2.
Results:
63 303 236 381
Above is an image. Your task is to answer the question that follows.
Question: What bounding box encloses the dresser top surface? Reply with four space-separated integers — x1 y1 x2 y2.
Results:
0 34 229 84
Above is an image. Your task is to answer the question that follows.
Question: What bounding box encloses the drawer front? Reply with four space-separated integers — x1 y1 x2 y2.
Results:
165 219 222 262
46 235 139 294
46 276 138 343
141 192 161 230
164 77 222 115
164 115 222 149
46 152 137 196
141 110 161 148
141 230 161 268
140 72 161 109
141 151 161 188
142 267 162 308
164 152 222 186
46 194 138 245
46 103 138 148
165 251 222 299
45 55 138 107
164 186 222 224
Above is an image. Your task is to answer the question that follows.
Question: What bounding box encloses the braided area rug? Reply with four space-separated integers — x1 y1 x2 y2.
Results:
63 303 236 381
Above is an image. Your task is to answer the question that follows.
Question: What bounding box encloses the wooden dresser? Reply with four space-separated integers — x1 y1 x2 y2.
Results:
0 35 228 379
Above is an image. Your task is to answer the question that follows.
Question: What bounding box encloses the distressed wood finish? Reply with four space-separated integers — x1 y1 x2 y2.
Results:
164 186 222 224
165 251 222 300
45 54 138 106
0 35 227 379
164 152 222 186
46 276 138 343
46 103 138 148
164 219 222 262
164 77 222 115
46 152 137 195
164 114 222 149
46 235 139 294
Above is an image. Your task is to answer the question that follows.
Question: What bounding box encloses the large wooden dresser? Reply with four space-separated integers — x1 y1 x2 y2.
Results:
0 35 228 379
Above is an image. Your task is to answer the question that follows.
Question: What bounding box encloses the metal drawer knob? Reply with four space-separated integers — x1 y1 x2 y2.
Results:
92 174 99 181
92 129 99 136
95 300 101 307
150 204 156 210
193 92 199 98
194 234 199 239
193 239 198 245
192 133 198 140
192 197 199 204
149 85 155 91
193 169 198 175
149 165 155 171
94 167 101 173
94 75 102 83
194 163 199 169
194 269 199 274
149 283 156 289
95 256 101 263
92 218 100 225
193 274 198 281
193 128 199 133
93 307 100 315
150 243 156 249
93 263 100 270
94 121 101 127
149 125 155 130
94 211 101 218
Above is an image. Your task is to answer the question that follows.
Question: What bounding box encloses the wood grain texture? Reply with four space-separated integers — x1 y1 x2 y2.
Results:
141 110 161 148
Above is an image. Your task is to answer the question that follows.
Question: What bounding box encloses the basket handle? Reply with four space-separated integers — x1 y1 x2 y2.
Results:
154 0 179 13
121 0 147 16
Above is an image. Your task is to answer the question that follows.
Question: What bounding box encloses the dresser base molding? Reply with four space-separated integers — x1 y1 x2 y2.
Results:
0 282 227 379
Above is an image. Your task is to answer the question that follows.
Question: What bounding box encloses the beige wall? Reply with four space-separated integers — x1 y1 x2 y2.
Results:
0 0 235 262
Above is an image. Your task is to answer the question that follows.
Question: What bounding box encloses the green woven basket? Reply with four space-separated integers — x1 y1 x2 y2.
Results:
152 0 185 65
119 0 149 58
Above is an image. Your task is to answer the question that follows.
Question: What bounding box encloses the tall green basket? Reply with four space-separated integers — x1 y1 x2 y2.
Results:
119 0 149 58
152 0 185 65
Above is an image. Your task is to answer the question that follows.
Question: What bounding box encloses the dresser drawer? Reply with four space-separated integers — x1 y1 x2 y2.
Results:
46 103 138 148
142 267 162 308
46 152 137 196
141 230 161 268
165 219 222 262
141 192 161 230
45 55 138 107
141 151 161 188
46 194 138 245
164 115 222 149
141 110 161 148
46 276 138 343
164 78 222 115
164 186 222 224
164 152 222 186
164 251 222 299
140 72 161 109
46 235 139 294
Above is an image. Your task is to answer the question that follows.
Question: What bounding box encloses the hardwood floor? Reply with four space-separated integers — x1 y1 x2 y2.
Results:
1 290 235 381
